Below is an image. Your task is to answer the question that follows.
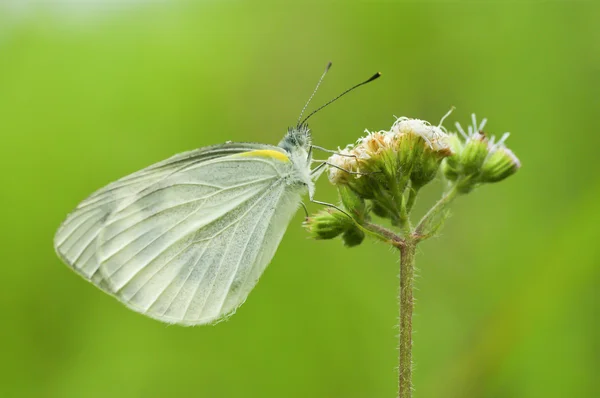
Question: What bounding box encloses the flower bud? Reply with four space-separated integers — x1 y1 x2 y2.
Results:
410 154 442 189
460 132 488 175
441 134 463 181
442 114 520 190
480 144 520 183
369 203 387 219
391 117 453 189
304 209 352 240
338 185 367 220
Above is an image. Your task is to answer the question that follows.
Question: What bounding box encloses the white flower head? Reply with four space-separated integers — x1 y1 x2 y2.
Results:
391 117 452 154
455 113 488 140
443 113 520 187
456 113 520 167
327 130 390 184
328 146 357 184
327 112 457 188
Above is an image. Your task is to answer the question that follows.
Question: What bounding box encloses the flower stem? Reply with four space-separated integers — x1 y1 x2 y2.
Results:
405 186 419 214
414 184 459 238
362 221 404 248
398 238 416 398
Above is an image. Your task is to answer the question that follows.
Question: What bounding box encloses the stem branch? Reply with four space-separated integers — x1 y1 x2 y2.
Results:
362 221 404 248
414 184 459 238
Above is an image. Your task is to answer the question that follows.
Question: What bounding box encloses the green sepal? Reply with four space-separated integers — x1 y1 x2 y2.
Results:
338 185 367 220
371 201 390 219
460 133 488 175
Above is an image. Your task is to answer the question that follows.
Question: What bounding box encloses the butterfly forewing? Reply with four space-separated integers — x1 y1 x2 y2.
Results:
54 143 305 325
54 143 272 279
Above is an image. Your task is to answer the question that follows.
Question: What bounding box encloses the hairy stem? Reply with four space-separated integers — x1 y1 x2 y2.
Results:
399 239 416 398
414 184 459 237
362 221 404 248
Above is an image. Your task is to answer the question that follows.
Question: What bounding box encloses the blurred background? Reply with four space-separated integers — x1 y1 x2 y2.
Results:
1 1 598 397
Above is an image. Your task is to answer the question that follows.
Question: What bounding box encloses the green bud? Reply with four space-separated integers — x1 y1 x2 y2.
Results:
460 133 488 175
304 208 365 248
371 201 391 219
445 115 520 189
411 147 452 189
304 209 352 240
455 175 478 194
441 134 463 181
480 146 520 183
342 226 365 247
347 173 378 201
441 159 459 181
395 131 423 174
410 156 438 189
338 185 366 220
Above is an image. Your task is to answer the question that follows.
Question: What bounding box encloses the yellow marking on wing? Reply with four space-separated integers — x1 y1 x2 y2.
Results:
236 149 290 162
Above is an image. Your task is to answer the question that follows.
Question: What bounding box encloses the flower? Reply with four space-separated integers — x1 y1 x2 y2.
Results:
328 115 453 189
326 114 454 225
328 147 359 185
391 117 452 155
442 114 520 192
308 111 521 247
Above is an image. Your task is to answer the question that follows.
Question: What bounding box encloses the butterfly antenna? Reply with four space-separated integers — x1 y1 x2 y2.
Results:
297 61 333 127
300 71 381 126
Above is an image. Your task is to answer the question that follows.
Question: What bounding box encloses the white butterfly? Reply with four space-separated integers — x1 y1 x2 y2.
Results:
54 64 380 325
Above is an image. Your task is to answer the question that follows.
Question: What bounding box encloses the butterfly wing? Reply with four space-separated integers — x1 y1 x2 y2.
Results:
54 143 305 325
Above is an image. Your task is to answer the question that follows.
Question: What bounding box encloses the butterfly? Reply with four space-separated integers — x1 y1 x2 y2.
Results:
54 63 380 325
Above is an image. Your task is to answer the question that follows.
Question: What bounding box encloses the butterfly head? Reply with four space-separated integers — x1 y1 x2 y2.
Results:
279 124 312 154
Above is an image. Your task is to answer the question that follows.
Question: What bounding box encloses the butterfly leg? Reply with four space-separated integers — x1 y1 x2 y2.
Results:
308 161 374 218
300 201 309 218
311 160 377 177
310 145 358 158
306 145 357 165
306 178 352 219
310 161 327 176
308 197 353 220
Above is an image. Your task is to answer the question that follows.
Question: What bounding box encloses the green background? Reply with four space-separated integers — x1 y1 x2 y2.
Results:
1 2 598 398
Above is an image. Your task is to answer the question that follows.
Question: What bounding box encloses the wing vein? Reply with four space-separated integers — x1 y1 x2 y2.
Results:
214 185 282 316
106 177 275 227
181 156 284 177
225 186 289 308
99 178 276 264
157 244 211 318
64 219 104 264
103 178 279 289
181 182 282 321
55 208 103 247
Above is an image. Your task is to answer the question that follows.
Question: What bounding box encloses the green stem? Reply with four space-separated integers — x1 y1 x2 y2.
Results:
394 176 410 228
362 221 404 248
414 184 459 238
405 186 419 214
398 238 417 398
